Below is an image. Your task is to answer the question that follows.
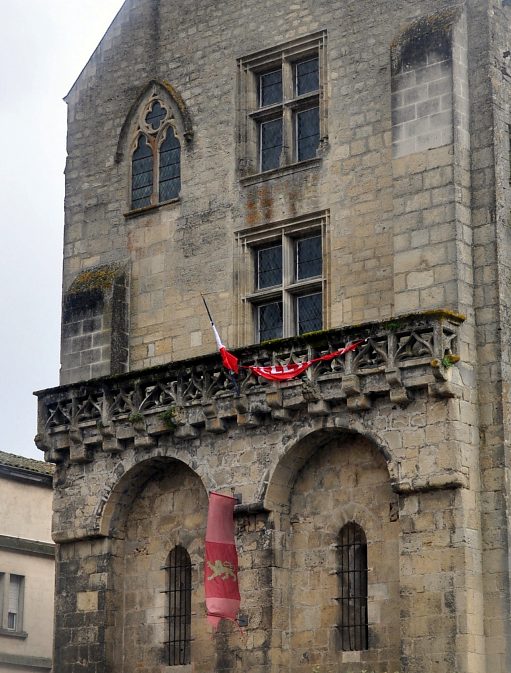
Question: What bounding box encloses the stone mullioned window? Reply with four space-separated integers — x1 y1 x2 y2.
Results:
237 31 328 177
237 211 329 343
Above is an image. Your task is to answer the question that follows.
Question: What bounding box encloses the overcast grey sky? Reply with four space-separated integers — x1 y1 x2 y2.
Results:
0 1 125 460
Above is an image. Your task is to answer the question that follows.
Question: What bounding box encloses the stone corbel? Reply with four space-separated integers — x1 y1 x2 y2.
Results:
203 401 227 433
172 405 200 438
68 426 93 463
129 414 156 449
429 356 462 398
234 395 262 428
97 420 122 453
266 389 292 421
385 368 411 406
341 374 371 411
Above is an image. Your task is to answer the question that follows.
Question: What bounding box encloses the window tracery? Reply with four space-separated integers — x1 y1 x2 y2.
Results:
130 97 181 210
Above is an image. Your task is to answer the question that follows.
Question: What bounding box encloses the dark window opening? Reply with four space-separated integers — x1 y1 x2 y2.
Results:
338 523 368 651
295 57 319 96
130 98 182 210
257 244 283 289
296 235 322 280
159 126 181 202
165 546 192 666
258 301 283 341
131 134 153 209
259 69 283 107
296 107 320 161
260 118 283 171
145 101 167 131
297 292 322 334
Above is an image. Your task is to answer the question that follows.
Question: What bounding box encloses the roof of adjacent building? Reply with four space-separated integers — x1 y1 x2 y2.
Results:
0 450 54 484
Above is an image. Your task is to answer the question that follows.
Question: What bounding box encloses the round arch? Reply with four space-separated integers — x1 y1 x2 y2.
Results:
263 419 398 513
98 455 208 539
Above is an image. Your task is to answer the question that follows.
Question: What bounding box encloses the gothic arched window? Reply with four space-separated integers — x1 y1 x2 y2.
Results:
337 522 368 651
165 545 192 666
131 99 181 210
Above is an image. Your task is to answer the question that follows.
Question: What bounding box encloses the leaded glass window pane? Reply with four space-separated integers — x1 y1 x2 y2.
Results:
145 101 167 130
258 301 283 341
131 134 153 209
296 235 322 280
260 118 283 171
259 69 282 107
297 107 320 161
297 292 322 334
295 57 319 95
159 126 181 202
257 244 282 289
338 523 368 652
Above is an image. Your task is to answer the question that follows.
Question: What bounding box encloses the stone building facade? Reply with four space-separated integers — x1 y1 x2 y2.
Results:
35 1 511 672
0 452 55 672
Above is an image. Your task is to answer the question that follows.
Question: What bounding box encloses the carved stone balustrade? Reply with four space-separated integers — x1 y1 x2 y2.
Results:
35 310 464 464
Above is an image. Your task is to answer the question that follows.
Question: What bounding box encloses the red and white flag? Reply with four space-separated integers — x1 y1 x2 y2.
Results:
204 492 241 629
211 322 239 374
202 293 364 382
246 341 363 381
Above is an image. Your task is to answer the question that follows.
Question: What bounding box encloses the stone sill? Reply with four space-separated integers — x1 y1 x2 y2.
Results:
123 197 180 219
0 628 28 639
239 157 321 185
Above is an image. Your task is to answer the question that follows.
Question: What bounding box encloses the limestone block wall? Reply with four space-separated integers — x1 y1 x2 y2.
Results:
49 0 511 672
47 369 485 673
60 263 129 384
60 0 484 379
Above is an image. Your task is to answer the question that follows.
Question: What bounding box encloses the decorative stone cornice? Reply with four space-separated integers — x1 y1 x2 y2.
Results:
35 311 464 465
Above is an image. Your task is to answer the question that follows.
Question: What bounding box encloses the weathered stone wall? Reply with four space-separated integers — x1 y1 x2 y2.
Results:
43 0 511 672
62 0 480 375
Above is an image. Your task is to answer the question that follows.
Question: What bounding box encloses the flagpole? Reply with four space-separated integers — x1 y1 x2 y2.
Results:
201 294 240 394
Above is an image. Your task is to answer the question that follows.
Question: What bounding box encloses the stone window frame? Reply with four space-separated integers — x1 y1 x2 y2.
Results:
0 572 26 639
235 210 330 344
129 94 182 211
237 31 328 179
116 79 193 219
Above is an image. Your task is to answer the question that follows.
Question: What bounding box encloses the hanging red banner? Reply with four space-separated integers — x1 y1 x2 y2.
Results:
204 492 240 629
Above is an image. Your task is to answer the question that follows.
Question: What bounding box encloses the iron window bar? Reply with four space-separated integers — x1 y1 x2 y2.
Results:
337 523 369 651
166 546 192 666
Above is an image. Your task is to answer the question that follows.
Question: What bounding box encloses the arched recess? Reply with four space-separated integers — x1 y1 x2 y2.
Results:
266 429 400 673
98 455 210 539
115 79 193 164
103 456 214 673
263 422 398 513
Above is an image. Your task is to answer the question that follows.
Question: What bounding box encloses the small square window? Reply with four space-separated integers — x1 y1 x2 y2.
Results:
295 57 319 96
257 244 283 289
259 69 283 107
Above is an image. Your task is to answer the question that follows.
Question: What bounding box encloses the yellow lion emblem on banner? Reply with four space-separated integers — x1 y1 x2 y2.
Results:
207 560 237 581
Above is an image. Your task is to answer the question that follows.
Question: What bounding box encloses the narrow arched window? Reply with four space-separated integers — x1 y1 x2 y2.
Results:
338 522 368 651
131 134 153 209
165 545 192 666
130 98 181 210
159 126 181 202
